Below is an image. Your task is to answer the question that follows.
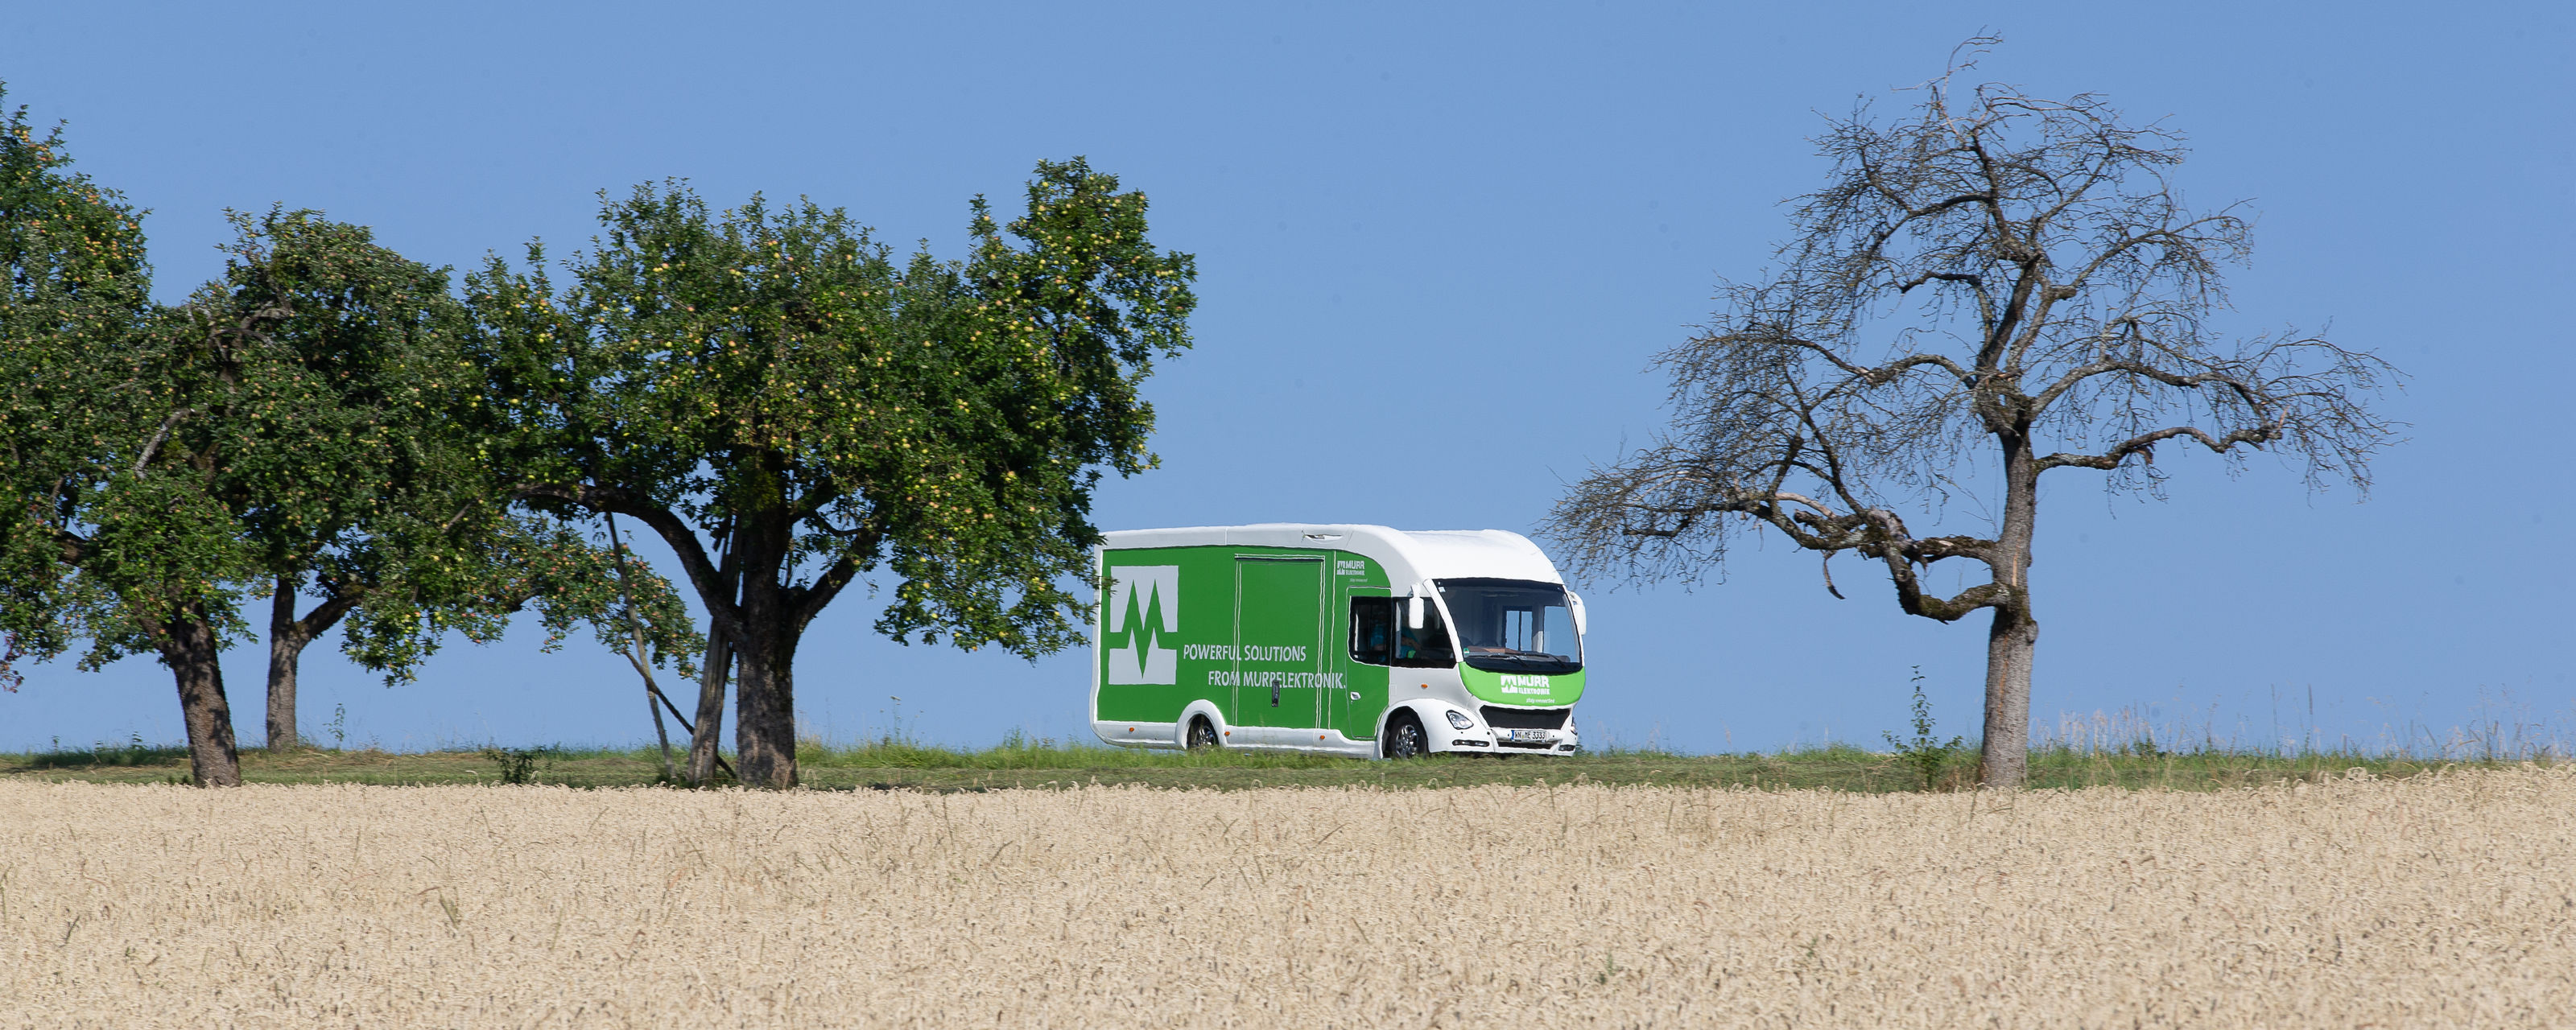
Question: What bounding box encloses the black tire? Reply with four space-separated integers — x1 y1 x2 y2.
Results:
1384 712 1428 760
1187 717 1220 751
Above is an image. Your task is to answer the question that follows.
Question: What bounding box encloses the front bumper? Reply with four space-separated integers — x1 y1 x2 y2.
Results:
1443 727 1580 753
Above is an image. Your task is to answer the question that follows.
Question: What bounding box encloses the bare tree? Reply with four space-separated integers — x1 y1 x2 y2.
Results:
1544 42 2399 789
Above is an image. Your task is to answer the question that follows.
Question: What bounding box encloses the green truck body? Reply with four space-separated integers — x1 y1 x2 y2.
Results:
1092 525 1587 757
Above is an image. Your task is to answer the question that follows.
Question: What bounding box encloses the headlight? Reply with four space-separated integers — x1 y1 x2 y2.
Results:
1445 710 1476 731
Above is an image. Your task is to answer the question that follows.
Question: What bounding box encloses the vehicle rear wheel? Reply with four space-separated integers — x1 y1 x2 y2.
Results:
1385 712 1427 760
1187 717 1220 751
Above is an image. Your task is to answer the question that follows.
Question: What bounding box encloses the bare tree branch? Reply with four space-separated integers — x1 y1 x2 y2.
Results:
2036 423 2269 472
130 407 195 477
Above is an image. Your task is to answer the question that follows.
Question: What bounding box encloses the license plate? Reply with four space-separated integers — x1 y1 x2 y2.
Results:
1506 728 1551 743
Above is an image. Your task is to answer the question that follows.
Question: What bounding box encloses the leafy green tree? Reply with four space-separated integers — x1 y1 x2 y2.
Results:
204 209 699 749
0 88 258 784
472 158 1196 787
208 207 473 749
0 92 696 781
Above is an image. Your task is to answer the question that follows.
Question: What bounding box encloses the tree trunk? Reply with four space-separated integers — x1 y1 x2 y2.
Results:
161 604 244 787
263 574 357 752
628 483 802 789
686 629 730 785
1979 430 2041 789
266 577 303 751
732 616 799 789
1979 602 2037 789
645 680 675 782
730 513 799 789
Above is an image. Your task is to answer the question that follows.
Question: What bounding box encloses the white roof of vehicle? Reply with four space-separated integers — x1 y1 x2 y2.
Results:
1099 524 1564 588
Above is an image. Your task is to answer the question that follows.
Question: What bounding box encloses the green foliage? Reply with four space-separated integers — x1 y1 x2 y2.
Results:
0 81 250 671
2 175 697 677
21 732 186 769
477 744 557 785
205 207 469 575
0 86 150 334
198 208 702 684
1883 666 1965 789
336 513 700 685
798 730 1364 771
474 158 1194 660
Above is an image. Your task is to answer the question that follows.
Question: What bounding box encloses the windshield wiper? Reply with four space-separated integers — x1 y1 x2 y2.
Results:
1472 652 1574 665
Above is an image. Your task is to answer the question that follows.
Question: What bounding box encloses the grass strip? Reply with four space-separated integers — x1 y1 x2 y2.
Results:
0 738 2533 792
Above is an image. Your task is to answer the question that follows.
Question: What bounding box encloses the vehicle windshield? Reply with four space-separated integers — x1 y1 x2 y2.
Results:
1435 578 1582 674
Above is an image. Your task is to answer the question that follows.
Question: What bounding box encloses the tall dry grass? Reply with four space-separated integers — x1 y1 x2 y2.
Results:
6 770 2571 1028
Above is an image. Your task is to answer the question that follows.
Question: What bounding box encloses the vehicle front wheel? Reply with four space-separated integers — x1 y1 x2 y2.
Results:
1384 712 1428 760
1187 717 1220 751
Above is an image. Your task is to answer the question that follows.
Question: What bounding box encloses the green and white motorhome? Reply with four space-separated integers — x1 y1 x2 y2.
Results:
1092 524 1587 758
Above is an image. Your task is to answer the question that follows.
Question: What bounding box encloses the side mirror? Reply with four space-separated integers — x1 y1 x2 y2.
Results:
1407 595 1425 629
1567 591 1587 637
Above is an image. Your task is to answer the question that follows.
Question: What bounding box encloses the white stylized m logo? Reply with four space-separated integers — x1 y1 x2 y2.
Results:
1106 566 1179 685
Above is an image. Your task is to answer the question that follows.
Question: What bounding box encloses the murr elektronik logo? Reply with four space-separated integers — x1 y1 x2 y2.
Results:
1105 566 1179 685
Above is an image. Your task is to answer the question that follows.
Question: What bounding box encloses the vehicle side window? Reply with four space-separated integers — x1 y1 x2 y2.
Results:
1394 600 1456 668
1349 597 1395 665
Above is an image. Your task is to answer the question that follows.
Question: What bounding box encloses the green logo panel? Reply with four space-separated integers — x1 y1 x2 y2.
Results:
1459 666 1587 707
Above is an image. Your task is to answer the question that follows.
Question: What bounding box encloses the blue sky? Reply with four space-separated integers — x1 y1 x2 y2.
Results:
6 2 2570 755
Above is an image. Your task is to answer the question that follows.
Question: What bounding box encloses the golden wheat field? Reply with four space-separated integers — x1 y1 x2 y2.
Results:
4 770 2572 1028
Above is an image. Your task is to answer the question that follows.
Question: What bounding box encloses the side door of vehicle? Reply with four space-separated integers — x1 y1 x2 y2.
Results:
1334 580 1392 740
1233 554 1325 729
